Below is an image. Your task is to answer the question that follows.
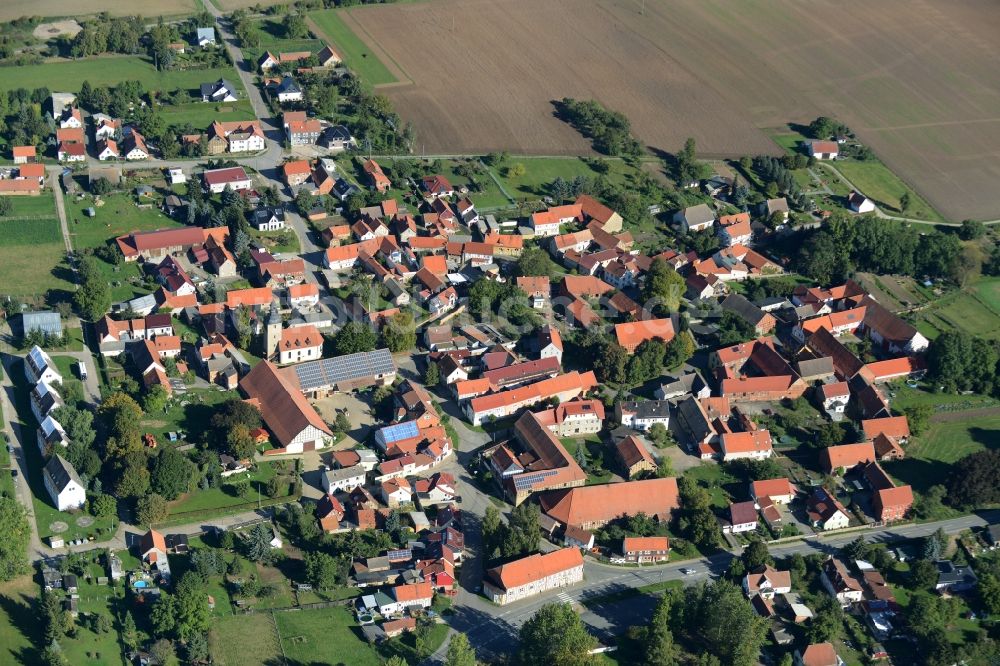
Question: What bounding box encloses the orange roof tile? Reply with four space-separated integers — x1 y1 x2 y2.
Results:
721 430 773 455
614 318 675 350
821 442 876 472
862 416 910 441
486 547 583 590
539 477 679 527
622 536 670 552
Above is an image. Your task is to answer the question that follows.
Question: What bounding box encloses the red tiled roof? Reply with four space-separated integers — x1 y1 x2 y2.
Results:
238 361 332 446
486 547 582 590
539 477 679 527
821 442 876 473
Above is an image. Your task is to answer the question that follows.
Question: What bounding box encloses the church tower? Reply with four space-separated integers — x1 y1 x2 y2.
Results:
263 301 282 360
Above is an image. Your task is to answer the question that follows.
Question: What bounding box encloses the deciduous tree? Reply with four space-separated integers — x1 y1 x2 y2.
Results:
517 603 597 666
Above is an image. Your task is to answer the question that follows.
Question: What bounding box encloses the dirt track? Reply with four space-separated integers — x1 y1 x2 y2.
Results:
346 0 1000 221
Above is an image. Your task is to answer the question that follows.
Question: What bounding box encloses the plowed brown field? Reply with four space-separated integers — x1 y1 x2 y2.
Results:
344 0 1000 221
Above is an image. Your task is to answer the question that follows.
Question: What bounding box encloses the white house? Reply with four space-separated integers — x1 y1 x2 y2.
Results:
483 548 584 605
378 582 433 617
277 326 323 365
195 27 216 47
167 168 186 185
92 115 119 141
808 140 839 160
43 455 86 511
37 414 69 454
724 501 759 534
674 203 715 233
251 206 286 231
820 558 864 606
25 346 62 386
820 382 850 420
200 79 238 103
96 139 119 161
743 565 792 600
615 400 670 432
30 380 63 423
203 167 252 194
322 465 367 494
848 191 876 214
380 478 413 507
269 76 303 104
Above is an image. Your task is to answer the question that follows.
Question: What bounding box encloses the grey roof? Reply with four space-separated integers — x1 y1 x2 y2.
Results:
656 371 708 400
273 76 301 94
196 27 215 42
252 206 285 225
797 356 835 378
323 465 366 485
936 560 978 587
44 454 82 493
22 311 62 336
323 125 352 141
292 348 396 392
681 203 715 226
987 524 1000 544
721 294 769 327
620 400 671 420
675 396 711 441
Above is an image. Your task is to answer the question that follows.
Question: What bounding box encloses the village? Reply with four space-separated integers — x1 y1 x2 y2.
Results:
0 4 999 666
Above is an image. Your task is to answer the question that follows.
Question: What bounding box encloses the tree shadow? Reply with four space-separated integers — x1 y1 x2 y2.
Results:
0 592 43 664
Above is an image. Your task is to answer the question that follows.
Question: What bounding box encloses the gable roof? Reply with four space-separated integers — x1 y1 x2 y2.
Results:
539 477 679 527
821 442 876 472
862 416 910 441
486 547 582 590
43 454 81 493
614 318 675 349
239 361 333 446
616 435 654 470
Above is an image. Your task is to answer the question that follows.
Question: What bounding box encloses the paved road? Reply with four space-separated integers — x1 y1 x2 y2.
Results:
421 510 999 663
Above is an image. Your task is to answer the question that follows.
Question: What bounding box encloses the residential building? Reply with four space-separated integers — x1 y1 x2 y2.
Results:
322 465 367 494
363 159 391 192
720 430 773 461
203 167 252 193
721 294 776 335
796 642 844 666
43 455 85 511
821 557 864 606
820 382 850 420
717 212 752 246
538 477 679 530
25 346 62 385
195 27 216 47
530 204 582 236
465 370 597 426
935 560 978 594
743 565 792 599
614 318 675 353
616 435 656 479
319 124 355 151
674 203 715 233
750 478 797 505
378 582 434 616
483 547 584 605
820 442 876 474
616 400 670 432
286 115 323 145
655 371 710 401
622 536 670 563
12 145 35 164
808 141 839 160
533 399 604 437
200 79 238 103
724 500 759 533
238 361 334 453
251 206 286 231
807 488 851 530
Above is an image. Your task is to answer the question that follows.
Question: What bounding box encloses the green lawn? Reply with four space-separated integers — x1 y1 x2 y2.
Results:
0 193 57 218
251 228 300 254
68 193 185 252
491 156 638 202
0 217 73 299
160 99 257 129
210 612 282 666
683 462 736 509
0 576 40 665
824 160 944 222
63 582 127 666
245 17 324 66
0 56 243 97
887 413 1000 492
274 606 381 665
914 278 1000 340
165 462 293 520
308 8 398 85
887 383 998 412
6 358 116 542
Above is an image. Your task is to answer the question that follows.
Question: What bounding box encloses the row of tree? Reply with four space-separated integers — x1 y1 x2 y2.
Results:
557 98 643 159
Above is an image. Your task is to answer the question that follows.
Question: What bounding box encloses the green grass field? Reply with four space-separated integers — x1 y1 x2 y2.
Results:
274 606 382 665
308 9 397 85
0 193 57 218
0 217 72 299
0 576 40 665
491 156 639 202
825 160 943 222
69 193 184 251
0 56 242 97
887 413 1000 491
160 99 257 129
914 278 1000 341
210 612 281 666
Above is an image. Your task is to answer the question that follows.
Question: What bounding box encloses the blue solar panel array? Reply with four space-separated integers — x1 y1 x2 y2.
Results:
293 348 395 391
512 469 558 491
379 420 420 443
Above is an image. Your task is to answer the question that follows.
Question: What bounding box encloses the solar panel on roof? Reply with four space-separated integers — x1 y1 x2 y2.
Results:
387 549 411 561
512 470 557 491
379 420 420 443
293 348 395 391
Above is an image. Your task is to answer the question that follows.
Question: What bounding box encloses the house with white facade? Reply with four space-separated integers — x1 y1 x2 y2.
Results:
322 465 367 494
615 400 670 432
43 455 86 511
483 547 584 605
